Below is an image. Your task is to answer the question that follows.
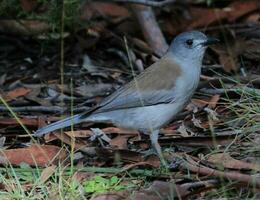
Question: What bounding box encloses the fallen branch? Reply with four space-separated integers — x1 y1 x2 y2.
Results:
200 87 260 95
179 155 260 188
0 106 90 114
130 4 169 56
109 0 176 7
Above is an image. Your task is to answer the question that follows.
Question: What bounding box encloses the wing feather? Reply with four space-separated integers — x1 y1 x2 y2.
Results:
90 55 181 114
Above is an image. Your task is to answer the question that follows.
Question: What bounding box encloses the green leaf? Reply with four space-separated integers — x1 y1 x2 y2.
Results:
110 176 118 185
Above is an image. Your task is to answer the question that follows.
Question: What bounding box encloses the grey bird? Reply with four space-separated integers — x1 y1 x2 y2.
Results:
34 31 219 165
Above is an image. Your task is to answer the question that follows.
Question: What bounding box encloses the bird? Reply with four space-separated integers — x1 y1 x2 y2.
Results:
34 31 219 166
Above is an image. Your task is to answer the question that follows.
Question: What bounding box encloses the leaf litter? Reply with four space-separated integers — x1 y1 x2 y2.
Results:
0 0 259 199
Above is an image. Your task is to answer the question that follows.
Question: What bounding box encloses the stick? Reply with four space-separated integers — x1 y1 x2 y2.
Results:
131 4 169 56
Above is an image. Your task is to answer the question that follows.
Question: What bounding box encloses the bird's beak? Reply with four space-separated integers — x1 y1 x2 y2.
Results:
201 37 220 46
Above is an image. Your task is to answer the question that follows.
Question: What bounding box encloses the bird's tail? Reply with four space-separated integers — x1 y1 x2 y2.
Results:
34 114 85 137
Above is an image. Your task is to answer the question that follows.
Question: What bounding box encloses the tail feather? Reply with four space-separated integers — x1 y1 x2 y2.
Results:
34 114 85 137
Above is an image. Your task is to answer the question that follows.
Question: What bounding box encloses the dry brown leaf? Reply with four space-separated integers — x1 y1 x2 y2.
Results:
72 172 95 183
0 145 67 166
188 0 260 29
40 165 56 184
0 117 43 126
207 153 260 171
226 0 260 21
109 135 130 149
218 53 238 72
212 35 249 72
191 98 209 108
20 0 38 12
0 20 49 36
3 87 31 102
81 2 130 21
132 181 190 200
53 132 89 150
208 95 220 109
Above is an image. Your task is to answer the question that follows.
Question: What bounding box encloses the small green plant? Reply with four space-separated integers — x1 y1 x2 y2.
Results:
83 176 128 195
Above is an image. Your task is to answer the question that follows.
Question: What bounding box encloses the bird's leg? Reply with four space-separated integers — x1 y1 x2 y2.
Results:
150 130 168 167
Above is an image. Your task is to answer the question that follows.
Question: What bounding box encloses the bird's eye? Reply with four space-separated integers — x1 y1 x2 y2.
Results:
186 39 193 46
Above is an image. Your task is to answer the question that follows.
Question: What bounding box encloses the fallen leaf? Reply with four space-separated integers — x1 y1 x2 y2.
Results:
72 172 95 183
0 20 49 36
20 0 38 12
191 98 208 108
124 155 161 171
208 95 220 109
53 132 89 150
188 0 260 29
0 117 44 127
218 52 238 72
3 87 31 102
207 153 260 171
81 2 130 21
110 135 130 149
133 181 191 200
226 0 260 21
40 165 56 184
177 123 192 137
0 145 67 166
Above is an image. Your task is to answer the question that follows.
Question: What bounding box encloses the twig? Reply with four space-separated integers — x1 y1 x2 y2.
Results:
0 106 90 114
109 0 176 7
179 155 260 188
130 4 169 56
200 87 260 95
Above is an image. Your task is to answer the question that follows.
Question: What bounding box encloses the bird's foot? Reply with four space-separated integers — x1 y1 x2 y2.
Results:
141 148 169 168
141 148 157 158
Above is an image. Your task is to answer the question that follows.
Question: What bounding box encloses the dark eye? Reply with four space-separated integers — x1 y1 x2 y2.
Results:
186 39 193 46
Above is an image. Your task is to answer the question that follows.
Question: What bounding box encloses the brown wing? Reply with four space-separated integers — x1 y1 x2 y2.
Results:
82 54 182 116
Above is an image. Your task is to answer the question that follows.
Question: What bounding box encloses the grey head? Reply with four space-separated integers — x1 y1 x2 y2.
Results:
169 31 218 62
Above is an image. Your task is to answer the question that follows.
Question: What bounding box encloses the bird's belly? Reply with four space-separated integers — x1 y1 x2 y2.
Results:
87 103 184 132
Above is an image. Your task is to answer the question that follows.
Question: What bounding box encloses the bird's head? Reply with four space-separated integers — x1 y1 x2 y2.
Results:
169 31 219 62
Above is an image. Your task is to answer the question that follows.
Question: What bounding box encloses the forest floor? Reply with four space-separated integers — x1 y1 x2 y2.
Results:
0 0 259 199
